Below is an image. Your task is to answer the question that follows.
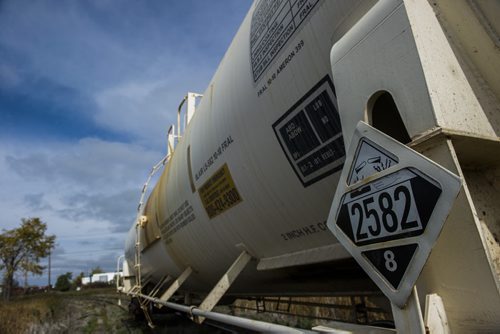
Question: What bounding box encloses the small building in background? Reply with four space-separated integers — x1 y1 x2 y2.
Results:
81 272 122 285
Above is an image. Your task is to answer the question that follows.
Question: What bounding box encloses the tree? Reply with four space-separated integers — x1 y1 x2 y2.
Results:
20 259 41 292
91 266 104 275
0 218 55 300
55 272 72 291
73 272 85 288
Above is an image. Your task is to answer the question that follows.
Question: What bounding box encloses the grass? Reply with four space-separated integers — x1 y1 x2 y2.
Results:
0 288 132 334
0 294 63 333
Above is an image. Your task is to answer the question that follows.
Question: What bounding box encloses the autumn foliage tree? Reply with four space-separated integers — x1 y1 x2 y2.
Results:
0 218 55 300
55 272 72 292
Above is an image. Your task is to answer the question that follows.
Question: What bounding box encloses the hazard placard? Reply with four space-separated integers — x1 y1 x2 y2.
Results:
337 168 441 247
327 122 461 307
347 137 398 185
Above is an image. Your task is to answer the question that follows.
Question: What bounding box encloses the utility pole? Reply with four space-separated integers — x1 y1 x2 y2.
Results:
24 269 28 291
48 249 51 289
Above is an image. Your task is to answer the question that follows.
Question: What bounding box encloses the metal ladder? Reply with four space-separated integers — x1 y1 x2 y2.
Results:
129 92 203 327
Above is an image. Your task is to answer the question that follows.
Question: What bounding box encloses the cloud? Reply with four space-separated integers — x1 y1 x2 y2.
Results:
59 189 138 232
3 137 162 237
95 79 173 145
0 0 251 147
1 137 163 249
0 64 127 142
0 0 135 93
24 193 53 211
5 137 161 188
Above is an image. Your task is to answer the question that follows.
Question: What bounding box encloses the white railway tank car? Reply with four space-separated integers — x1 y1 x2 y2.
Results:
121 0 500 332
126 0 378 295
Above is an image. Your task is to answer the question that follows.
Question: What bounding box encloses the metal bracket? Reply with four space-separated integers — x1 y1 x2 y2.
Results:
140 302 155 329
138 215 148 227
392 290 450 333
157 267 193 307
425 293 450 334
143 275 171 307
391 286 425 334
196 251 252 324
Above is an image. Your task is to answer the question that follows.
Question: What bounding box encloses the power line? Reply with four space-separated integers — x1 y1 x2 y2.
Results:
65 248 122 254
49 248 123 255
55 232 128 239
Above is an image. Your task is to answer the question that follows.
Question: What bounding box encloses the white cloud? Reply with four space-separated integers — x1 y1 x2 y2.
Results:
0 137 163 280
24 193 53 211
59 189 139 232
95 80 173 146
0 0 245 142
0 0 134 93
5 137 162 189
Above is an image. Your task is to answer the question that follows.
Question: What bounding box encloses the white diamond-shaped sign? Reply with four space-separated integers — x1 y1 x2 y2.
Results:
327 121 461 307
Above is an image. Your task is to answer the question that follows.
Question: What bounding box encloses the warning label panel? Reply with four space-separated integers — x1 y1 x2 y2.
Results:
198 163 242 219
273 75 345 187
347 138 399 185
250 0 320 82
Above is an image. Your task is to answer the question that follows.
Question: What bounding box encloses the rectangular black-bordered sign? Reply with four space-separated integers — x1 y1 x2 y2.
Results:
273 75 345 187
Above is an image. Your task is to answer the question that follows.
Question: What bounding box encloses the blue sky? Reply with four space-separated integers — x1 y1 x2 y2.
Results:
0 0 252 286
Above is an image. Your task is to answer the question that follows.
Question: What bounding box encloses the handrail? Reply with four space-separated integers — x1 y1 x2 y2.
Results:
132 154 168 302
127 291 315 333
116 255 125 291
176 92 203 142
177 95 187 140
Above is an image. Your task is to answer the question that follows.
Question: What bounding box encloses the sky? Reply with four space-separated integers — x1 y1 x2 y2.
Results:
0 0 253 286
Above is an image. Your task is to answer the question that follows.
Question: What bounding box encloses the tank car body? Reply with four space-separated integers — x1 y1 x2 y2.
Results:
122 0 500 332
125 0 380 295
